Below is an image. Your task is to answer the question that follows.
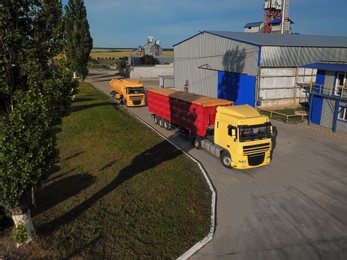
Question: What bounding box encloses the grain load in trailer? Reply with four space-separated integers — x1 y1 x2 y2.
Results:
147 87 233 137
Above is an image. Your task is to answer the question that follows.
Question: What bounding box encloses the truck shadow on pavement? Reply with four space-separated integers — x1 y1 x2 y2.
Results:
37 140 182 235
271 126 278 159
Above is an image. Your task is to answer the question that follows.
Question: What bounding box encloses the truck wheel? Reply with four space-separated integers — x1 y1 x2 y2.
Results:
154 115 159 125
121 98 126 105
163 120 171 130
159 117 164 128
193 137 201 149
220 151 232 168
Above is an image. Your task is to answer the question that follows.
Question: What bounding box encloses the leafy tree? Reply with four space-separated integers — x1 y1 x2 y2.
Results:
64 0 93 80
140 54 159 65
116 56 128 77
0 0 78 243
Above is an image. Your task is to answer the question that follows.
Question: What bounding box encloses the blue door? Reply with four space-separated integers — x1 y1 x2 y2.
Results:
218 71 256 106
310 70 325 125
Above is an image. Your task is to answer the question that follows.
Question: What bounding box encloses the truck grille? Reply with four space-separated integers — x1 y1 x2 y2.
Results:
132 100 142 105
130 95 143 100
248 153 265 166
130 95 144 105
243 143 270 155
243 143 270 166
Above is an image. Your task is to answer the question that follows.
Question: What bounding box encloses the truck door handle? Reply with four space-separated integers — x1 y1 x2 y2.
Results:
227 145 230 148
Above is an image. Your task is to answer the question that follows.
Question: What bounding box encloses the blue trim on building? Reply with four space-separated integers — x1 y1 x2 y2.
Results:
301 62 347 72
244 21 263 28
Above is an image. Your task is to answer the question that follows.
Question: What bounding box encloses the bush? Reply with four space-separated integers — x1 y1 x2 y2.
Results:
12 222 28 244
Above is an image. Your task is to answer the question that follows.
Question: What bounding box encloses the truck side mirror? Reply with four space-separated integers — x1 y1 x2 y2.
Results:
228 125 237 138
231 129 236 137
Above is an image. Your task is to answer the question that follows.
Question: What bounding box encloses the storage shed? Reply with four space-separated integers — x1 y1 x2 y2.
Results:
244 21 264 33
301 62 347 133
173 31 347 108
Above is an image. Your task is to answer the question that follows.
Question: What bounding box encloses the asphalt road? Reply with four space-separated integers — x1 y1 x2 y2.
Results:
86 70 347 260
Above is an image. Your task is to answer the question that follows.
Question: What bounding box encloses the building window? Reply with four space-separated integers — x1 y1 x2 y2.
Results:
338 105 347 121
335 72 347 96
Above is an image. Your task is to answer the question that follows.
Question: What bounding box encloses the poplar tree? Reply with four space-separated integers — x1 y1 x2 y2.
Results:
64 0 93 80
0 0 78 244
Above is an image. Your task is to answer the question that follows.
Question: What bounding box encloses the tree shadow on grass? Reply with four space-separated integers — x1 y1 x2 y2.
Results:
37 140 182 235
32 173 96 217
70 101 121 114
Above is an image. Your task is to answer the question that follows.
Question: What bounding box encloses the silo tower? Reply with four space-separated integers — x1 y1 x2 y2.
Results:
264 0 290 34
264 0 282 33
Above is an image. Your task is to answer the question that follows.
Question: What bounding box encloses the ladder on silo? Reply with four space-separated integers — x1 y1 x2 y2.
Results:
281 0 290 34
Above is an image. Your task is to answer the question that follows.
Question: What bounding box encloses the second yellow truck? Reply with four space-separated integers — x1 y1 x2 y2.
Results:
109 79 145 107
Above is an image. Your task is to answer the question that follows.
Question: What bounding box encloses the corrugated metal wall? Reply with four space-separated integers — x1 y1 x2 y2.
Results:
261 47 347 67
320 100 347 133
321 99 335 129
174 33 259 98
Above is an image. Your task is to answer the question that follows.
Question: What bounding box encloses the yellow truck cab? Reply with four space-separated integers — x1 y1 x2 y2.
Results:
214 105 272 169
109 79 145 107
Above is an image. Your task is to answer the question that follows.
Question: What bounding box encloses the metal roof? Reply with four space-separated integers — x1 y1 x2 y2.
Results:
269 18 294 25
244 21 263 28
269 18 282 24
176 31 347 48
301 62 347 72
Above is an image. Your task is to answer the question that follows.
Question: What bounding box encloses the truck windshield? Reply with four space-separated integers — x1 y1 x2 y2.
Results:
239 124 272 142
127 87 144 94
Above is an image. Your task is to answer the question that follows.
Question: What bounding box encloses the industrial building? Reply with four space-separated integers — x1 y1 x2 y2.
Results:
173 31 347 109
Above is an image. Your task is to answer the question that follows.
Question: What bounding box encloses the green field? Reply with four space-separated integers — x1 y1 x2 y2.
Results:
1 82 211 259
90 48 174 60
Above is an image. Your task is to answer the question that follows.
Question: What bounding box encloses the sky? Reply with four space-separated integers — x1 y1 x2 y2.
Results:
62 0 347 48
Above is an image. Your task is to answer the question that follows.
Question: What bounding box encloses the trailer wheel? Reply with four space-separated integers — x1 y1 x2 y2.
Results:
220 151 232 168
153 115 159 125
193 137 201 149
163 120 171 130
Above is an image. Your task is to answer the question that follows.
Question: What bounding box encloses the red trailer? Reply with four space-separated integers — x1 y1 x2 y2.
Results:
147 88 233 137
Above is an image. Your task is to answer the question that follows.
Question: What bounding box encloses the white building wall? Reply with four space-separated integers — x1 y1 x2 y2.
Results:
258 67 316 107
129 64 173 78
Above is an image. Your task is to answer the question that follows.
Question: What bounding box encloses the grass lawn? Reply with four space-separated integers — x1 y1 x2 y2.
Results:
0 82 211 259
